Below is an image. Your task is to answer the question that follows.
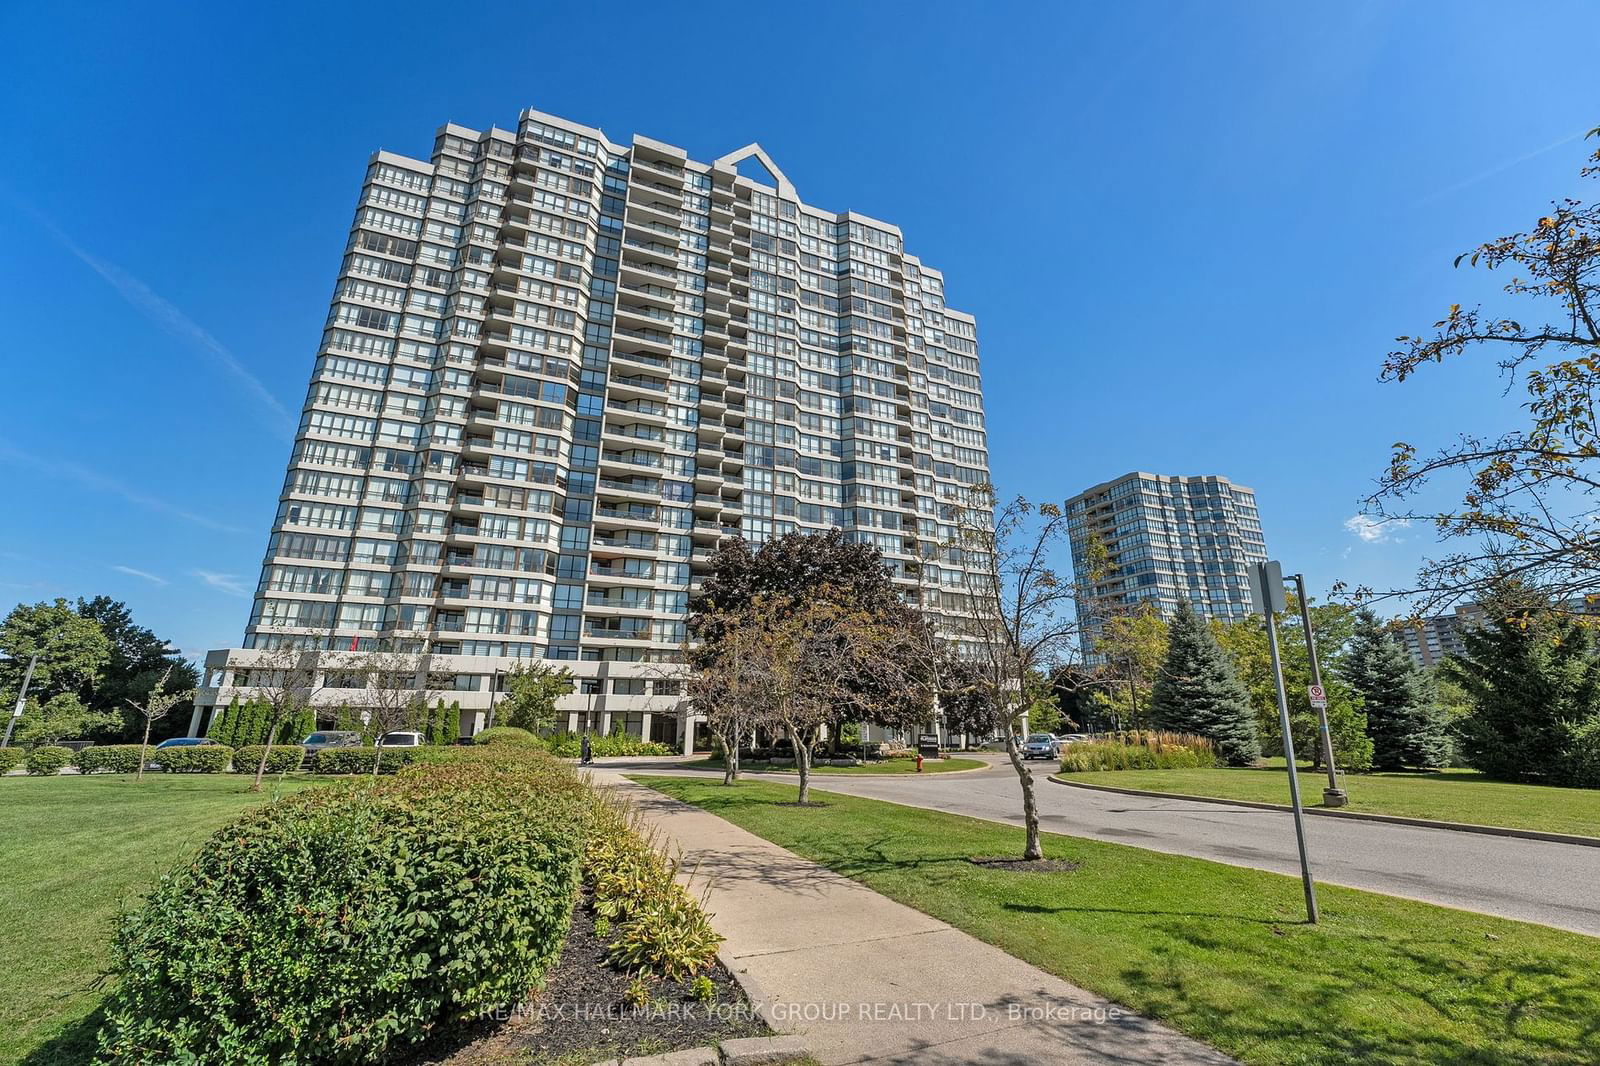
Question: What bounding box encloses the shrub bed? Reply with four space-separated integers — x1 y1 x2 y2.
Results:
0 747 27 774
153 745 232 773
26 745 75 775
1059 733 1218 773
584 792 722 980
97 748 591 1065
473 725 542 747
231 745 307 775
547 733 674 758
311 746 418 774
74 745 147 774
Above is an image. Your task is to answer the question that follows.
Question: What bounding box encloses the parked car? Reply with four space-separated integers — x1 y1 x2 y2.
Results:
301 730 363 765
1056 733 1090 745
376 731 425 748
1021 733 1061 760
146 735 220 770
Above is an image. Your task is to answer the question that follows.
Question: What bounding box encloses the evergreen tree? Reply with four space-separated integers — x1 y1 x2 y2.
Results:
209 697 239 744
1342 610 1448 770
1150 600 1260 765
1447 598 1600 783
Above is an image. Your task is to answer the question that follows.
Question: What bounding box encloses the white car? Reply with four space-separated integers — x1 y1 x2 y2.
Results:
376 731 425 748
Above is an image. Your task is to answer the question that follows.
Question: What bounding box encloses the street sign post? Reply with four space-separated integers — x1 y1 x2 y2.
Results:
1252 561 1320 924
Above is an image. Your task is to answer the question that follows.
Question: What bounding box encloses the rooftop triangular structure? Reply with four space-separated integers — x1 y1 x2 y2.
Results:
714 143 796 199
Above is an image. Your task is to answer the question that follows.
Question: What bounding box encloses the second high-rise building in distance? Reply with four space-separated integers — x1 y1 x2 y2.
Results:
1066 471 1267 659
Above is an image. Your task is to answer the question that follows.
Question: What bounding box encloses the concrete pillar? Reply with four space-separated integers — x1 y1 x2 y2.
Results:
566 711 579 733
641 712 653 743
187 704 204 738
600 709 612 736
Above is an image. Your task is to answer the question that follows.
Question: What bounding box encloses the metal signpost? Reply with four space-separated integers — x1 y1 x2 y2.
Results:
1248 560 1320 924
1291 572 1347 807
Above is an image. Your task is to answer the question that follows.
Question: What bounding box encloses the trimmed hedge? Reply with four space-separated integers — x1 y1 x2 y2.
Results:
97 749 591 1064
75 745 147 774
473 726 542 747
0 747 25 775
26 746 74 775
546 732 674 758
232 745 307 775
153 745 233 774
312 746 419 774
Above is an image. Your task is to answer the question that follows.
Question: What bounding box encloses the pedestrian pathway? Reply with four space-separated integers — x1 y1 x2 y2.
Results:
587 770 1235 1066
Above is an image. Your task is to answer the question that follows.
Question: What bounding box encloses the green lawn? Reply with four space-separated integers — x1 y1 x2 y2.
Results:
1057 765 1600 838
636 776 1600 1066
680 756 986 775
0 773 326 1066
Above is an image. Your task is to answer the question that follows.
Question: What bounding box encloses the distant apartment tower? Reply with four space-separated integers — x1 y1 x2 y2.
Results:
1396 604 1486 668
188 107 990 747
1065 472 1267 657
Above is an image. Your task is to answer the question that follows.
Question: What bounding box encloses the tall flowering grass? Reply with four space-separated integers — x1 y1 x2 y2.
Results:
1058 731 1218 773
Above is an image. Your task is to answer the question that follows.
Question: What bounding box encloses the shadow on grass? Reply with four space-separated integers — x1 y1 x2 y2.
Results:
1001 901 1297 927
20 1006 103 1066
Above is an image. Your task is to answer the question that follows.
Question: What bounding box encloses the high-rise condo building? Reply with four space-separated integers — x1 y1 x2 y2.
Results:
1065 472 1267 657
189 107 990 748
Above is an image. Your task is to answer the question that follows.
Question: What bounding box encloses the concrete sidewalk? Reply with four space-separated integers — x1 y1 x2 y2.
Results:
587 771 1234 1066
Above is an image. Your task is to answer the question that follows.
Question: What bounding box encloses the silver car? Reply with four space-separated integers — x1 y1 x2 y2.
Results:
1021 733 1060 760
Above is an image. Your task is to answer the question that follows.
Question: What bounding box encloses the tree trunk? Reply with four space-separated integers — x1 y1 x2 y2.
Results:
1004 730 1043 860
789 724 811 805
371 737 385 778
719 726 740 785
136 718 151 782
250 728 276 793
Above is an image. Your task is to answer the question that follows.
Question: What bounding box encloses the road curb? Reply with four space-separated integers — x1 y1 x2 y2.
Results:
716 947 789 1033
1047 775 1600 848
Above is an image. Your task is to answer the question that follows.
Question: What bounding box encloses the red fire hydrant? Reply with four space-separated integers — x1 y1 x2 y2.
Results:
915 753 924 773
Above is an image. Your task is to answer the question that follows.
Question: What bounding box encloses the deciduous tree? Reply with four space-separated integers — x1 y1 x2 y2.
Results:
953 489 1081 861
127 665 195 782
496 662 575 735
1366 127 1600 611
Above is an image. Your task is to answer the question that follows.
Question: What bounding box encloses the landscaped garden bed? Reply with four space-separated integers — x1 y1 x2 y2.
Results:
2 747 742 1064
411 889 765 1064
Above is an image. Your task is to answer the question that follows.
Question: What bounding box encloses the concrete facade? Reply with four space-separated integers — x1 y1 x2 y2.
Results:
190 107 989 744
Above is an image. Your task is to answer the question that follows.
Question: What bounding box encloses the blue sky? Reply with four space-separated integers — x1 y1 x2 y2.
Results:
2 1 1597 658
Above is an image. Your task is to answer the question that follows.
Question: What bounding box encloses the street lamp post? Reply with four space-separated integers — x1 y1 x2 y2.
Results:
1291 573 1347 807
2 651 40 749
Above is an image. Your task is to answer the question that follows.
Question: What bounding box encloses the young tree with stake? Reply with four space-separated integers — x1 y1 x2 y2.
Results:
127 665 196 782
953 488 1081 862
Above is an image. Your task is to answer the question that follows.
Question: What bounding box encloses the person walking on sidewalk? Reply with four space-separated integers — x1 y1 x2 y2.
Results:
580 732 592 766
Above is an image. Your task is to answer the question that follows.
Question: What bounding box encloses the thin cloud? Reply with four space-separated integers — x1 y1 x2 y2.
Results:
112 565 168 585
21 208 293 435
0 442 246 534
1416 127 1591 205
192 570 249 597
1344 514 1408 544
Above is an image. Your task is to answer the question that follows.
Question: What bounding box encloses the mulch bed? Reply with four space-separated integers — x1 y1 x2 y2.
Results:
968 856 1081 873
409 890 768 1064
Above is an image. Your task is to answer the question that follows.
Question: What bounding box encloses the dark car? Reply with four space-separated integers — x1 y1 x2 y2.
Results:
300 730 364 765
146 735 220 770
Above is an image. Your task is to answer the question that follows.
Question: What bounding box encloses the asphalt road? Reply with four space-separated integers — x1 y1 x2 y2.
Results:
609 755 1600 936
